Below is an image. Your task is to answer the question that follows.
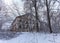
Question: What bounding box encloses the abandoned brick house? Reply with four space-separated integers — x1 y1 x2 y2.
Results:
10 13 40 32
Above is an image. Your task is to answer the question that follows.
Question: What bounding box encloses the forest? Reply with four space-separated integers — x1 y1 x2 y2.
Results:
0 0 60 33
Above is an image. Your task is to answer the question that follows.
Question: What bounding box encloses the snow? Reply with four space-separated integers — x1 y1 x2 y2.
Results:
1 21 13 30
1 23 11 30
0 32 60 43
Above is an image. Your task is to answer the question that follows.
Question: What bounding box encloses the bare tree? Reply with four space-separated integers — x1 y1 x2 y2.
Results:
23 0 40 32
46 0 52 33
33 0 39 32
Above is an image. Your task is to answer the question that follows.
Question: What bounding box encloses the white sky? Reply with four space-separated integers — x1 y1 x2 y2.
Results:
4 0 23 7
4 0 12 5
4 0 24 16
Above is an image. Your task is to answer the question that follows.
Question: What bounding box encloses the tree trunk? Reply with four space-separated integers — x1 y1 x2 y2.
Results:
34 0 39 32
46 0 52 33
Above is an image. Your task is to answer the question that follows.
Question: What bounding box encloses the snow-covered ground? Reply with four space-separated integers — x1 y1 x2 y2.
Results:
0 32 60 43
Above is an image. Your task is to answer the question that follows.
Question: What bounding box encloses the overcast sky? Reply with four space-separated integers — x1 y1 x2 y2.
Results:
4 0 24 12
